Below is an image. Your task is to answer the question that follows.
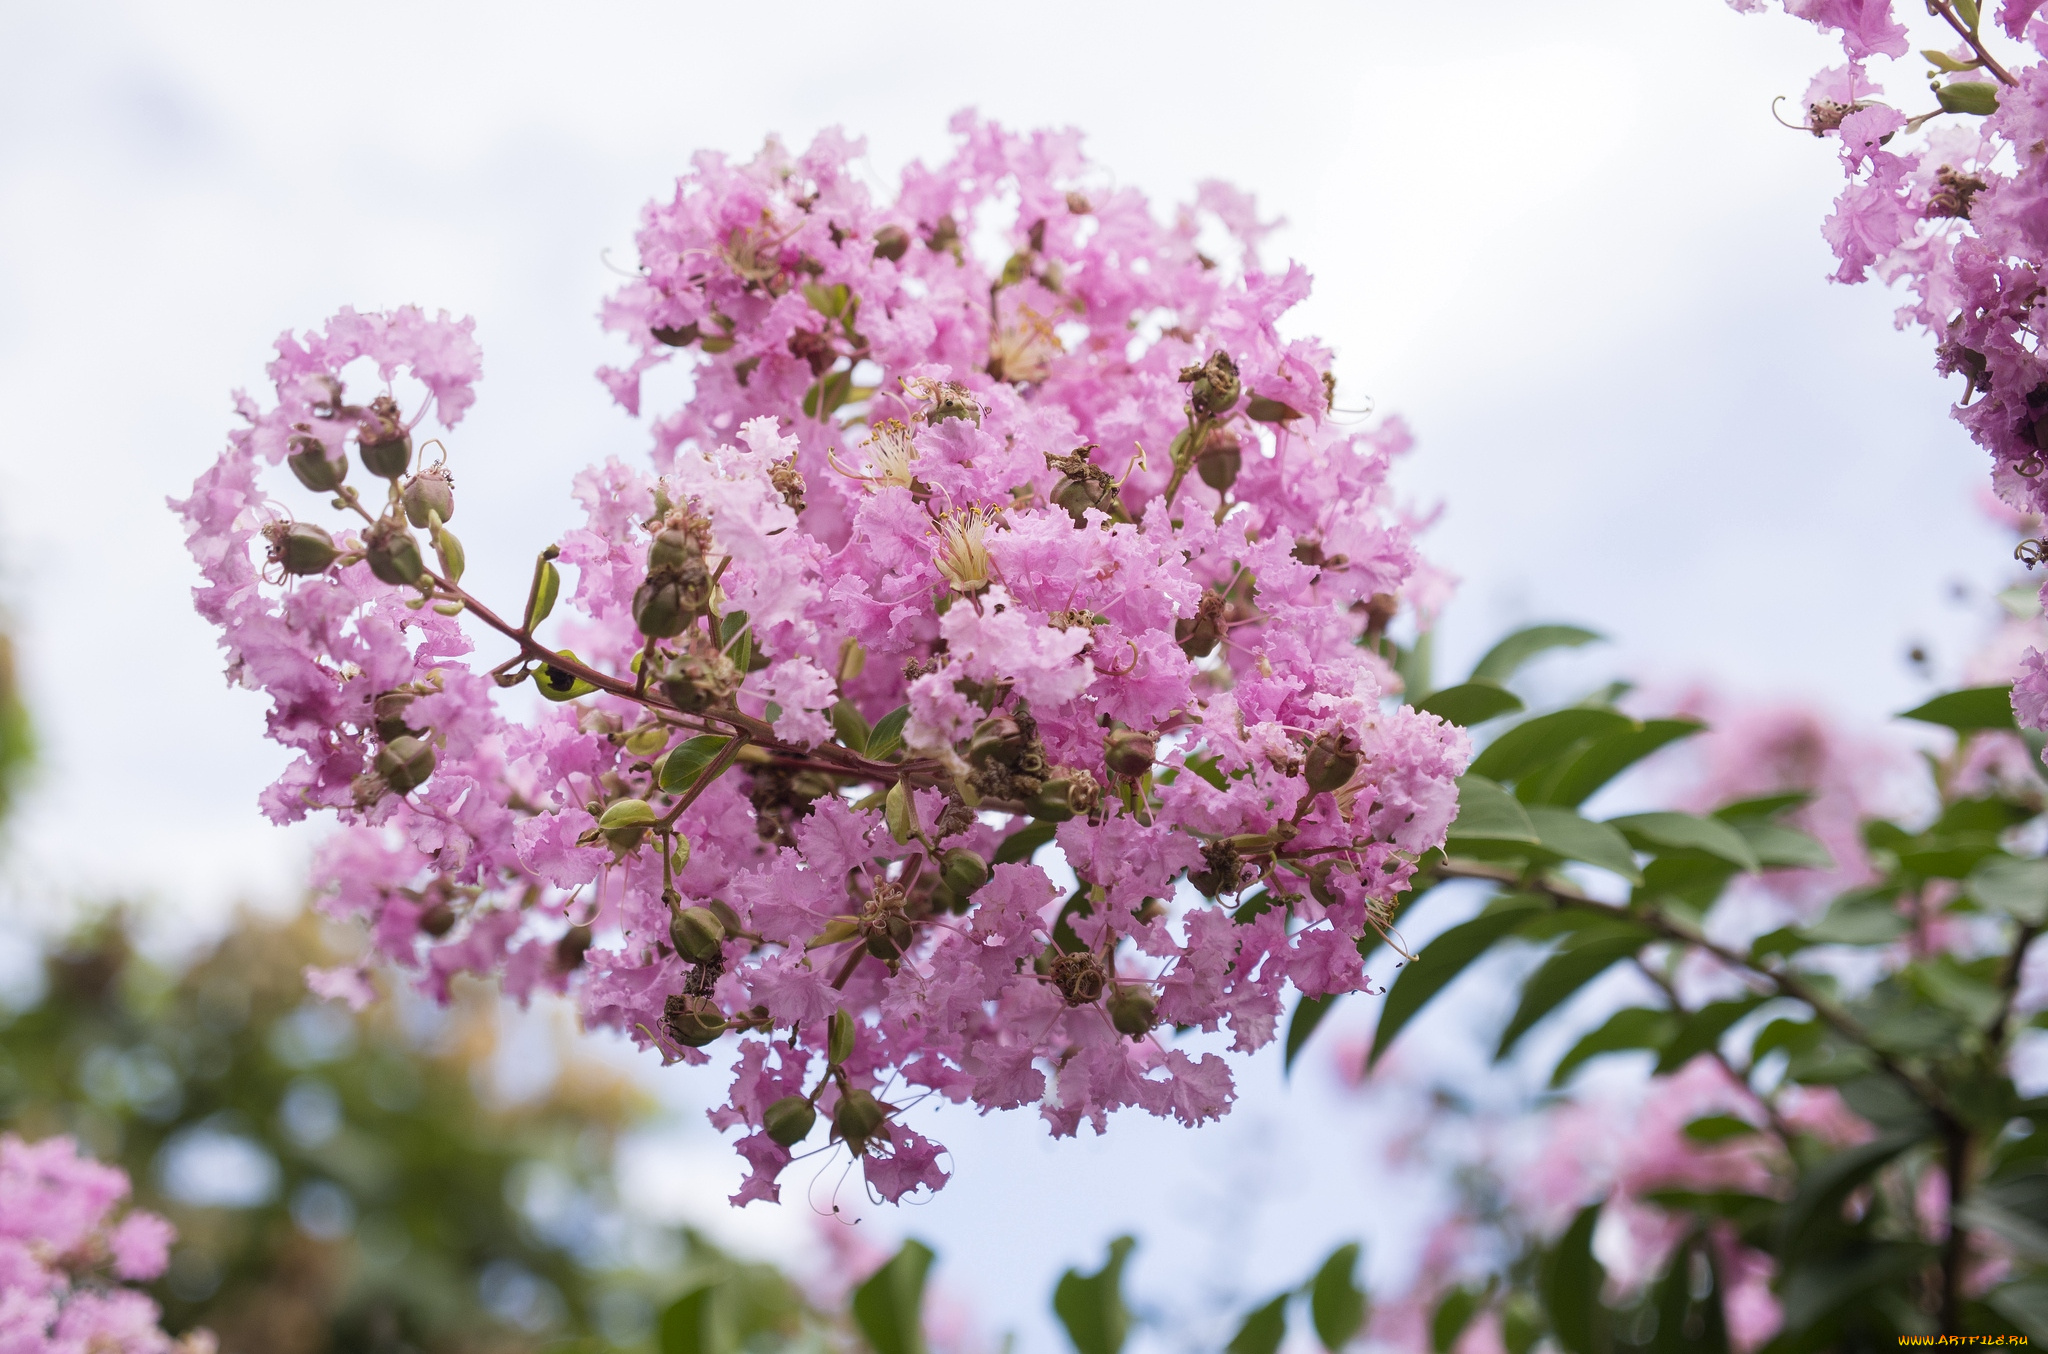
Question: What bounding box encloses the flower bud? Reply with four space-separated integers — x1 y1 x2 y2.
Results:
632 579 689 639
374 735 435 795
1108 987 1157 1039
364 519 428 587
831 1087 891 1156
288 437 348 492
357 396 412 478
373 691 419 742
669 906 726 963
1195 430 1242 492
647 526 698 572
598 797 658 851
662 992 727 1047
1103 728 1157 779
764 1094 817 1147
966 716 1022 768
1178 350 1241 419
402 467 455 528
940 848 991 897
872 225 910 262
864 912 914 961
1303 728 1361 795
264 521 340 576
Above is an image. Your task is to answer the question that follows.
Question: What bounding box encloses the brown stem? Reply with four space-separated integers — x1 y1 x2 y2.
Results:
1932 0 2018 85
830 943 867 990
1630 955 1800 1151
656 732 750 829
1989 923 2041 1048
1943 1128 1971 1333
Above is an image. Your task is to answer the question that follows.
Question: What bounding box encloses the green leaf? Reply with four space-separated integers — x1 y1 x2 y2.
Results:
1496 922 1651 1059
1938 79 2001 115
1524 718 1703 808
535 652 598 702
1958 1195 2048 1265
1802 891 1908 946
1524 806 1642 883
1970 855 2048 926
1185 753 1228 791
1446 775 1540 846
1308 1243 1367 1351
1655 996 1766 1074
1370 896 1545 1068
1683 1113 1761 1144
852 1240 933 1354
1898 683 2015 731
1956 0 1982 29
1538 1204 1607 1354
1777 1132 1922 1256
1469 624 1603 685
1990 1278 2048 1343
1647 1232 1730 1354
1053 1236 1135 1354
1922 47 1978 72
659 1285 724 1354
1416 681 1524 727
1225 1294 1287 1354
1284 992 1341 1077
1778 1242 1932 1335
527 556 561 629
1712 791 1812 821
993 820 1058 866
831 701 873 756
1430 1288 1481 1354
659 735 734 794
1469 708 1633 785
1607 812 1760 872
1394 631 1433 704
1727 819 1834 871
867 705 912 762
1551 1006 1678 1086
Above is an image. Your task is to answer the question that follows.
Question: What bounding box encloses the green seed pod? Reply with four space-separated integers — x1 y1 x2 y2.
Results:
1303 729 1361 795
1195 430 1242 492
632 579 689 638
831 1087 890 1156
288 437 348 492
1178 349 1241 418
662 993 727 1048
646 527 698 572
266 521 341 576
364 519 428 587
357 396 412 478
872 225 911 262
1028 769 1100 823
375 735 436 795
1108 987 1157 1039
763 1094 817 1147
1103 728 1157 779
372 691 419 742
884 780 916 844
669 906 726 963
864 913 913 962
940 848 991 898
828 1009 856 1065
1051 471 1120 527
402 467 455 528
965 716 1022 768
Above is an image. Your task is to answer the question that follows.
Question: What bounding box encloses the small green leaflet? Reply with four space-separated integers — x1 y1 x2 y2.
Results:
1520 718 1703 808
1683 1113 1761 1144
1655 996 1766 1074
658 1286 720 1354
1969 855 2048 927
1308 1243 1367 1351
1524 806 1641 884
1538 1204 1607 1354
1416 681 1524 727
1284 992 1342 1076
1468 708 1632 785
1053 1236 1135 1354
1550 1006 1678 1086
1898 684 2016 732
1225 1294 1287 1354
1495 921 1651 1059
1370 895 1545 1068
659 735 733 794
1467 624 1602 686
867 705 911 761
1607 812 1760 872
852 1240 933 1354
831 700 872 755
993 820 1058 866
1446 775 1539 846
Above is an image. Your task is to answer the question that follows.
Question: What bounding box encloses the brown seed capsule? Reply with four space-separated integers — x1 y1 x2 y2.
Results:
357 396 412 478
662 992 727 1047
1303 729 1361 795
401 466 455 528
1049 951 1106 1006
1108 987 1157 1039
1195 430 1242 492
831 1086 891 1155
764 1094 817 1147
872 225 911 261
554 924 593 970
375 735 435 795
670 906 726 963
1176 590 1226 659
418 900 456 937
264 521 341 576
1103 728 1157 779
364 518 428 587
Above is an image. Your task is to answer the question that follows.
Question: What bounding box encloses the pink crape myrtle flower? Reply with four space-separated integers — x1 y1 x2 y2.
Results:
0 1134 207 1354
175 115 1468 1204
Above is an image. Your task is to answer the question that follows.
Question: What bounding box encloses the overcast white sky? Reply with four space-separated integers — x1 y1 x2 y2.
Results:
0 0 2015 1347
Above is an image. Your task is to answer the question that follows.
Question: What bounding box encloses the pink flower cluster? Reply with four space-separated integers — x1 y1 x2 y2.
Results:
0 1134 201 1354
174 116 1468 1204
1730 0 2048 725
